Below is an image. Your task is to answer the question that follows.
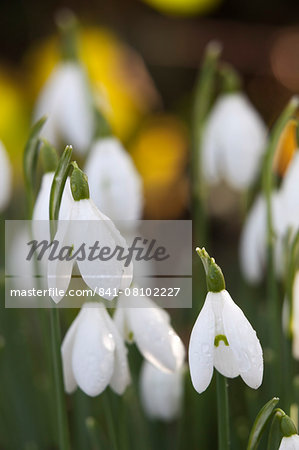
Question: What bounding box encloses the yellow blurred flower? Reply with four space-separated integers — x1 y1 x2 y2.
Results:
141 0 221 16
25 27 159 141
273 119 297 176
0 68 29 177
130 115 189 219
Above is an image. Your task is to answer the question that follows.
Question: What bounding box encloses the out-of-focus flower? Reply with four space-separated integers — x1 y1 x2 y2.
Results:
33 62 94 154
0 69 29 177
85 137 143 224
26 28 159 141
61 302 130 397
139 360 184 421
114 292 185 372
273 119 297 176
189 248 263 393
279 434 299 449
0 141 12 211
130 115 189 218
48 166 133 303
202 93 267 190
239 193 284 284
141 0 221 16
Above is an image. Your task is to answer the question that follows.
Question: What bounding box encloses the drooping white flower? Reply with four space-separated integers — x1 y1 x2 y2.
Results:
202 93 267 190
239 193 283 284
189 248 263 394
279 434 299 449
48 195 133 303
61 302 130 397
114 292 185 372
85 137 143 224
189 289 263 393
33 62 94 154
279 152 299 232
0 141 12 211
139 360 184 422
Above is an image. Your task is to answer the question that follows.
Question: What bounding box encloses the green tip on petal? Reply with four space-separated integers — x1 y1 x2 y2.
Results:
70 162 90 201
196 247 225 292
280 414 298 438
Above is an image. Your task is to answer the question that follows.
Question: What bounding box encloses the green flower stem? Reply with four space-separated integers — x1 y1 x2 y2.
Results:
216 372 230 450
192 41 221 245
48 146 73 450
262 96 299 395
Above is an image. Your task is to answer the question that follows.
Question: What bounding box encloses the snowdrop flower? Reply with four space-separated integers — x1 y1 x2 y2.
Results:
61 302 130 396
85 137 143 224
280 152 299 232
34 62 94 154
48 164 133 303
0 140 12 211
202 93 267 190
239 193 283 284
140 360 184 421
189 248 263 394
114 291 185 372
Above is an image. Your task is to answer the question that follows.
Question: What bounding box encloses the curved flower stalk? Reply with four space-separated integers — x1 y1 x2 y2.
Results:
33 62 94 154
85 136 143 225
0 140 12 211
239 193 283 284
61 302 130 397
202 92 267 190
48 164 133 303
139 360 184 422
114 292 185 372
189 248 263 394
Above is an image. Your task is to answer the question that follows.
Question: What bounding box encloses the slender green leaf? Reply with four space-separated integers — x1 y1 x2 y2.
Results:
267 410 284 450
247 397 279 450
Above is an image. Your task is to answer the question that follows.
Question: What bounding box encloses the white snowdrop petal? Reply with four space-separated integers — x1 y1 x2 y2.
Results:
279 435 299 449
140 360 183 421
101 308 131 395
61 309 84 393
222 290 263 389
47 220 75 303
72 305 115 397
125 294 185 372
201 119 221 185
0 141 12 211
213 342 240 378
33 172 54 222
239 195 266 284
74 199 132 299
188 296 215 394
85 137 143 223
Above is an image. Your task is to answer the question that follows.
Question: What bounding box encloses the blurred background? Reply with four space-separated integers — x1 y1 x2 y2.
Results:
1 0 299 449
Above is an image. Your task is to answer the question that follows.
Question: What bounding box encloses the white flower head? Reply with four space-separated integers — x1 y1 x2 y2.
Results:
47 165 133 303
34 62 94 154
239 192 283 284
279 434 299 449
114 292 185 373
189 248 263 393
140 360 184 422
61 302 130 397
85 137 143 224
202 92 267 190
0 141 12 211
